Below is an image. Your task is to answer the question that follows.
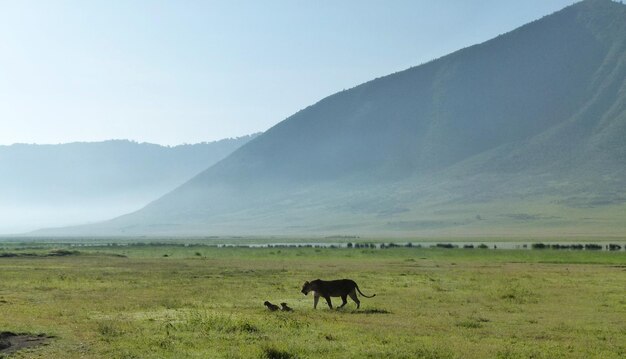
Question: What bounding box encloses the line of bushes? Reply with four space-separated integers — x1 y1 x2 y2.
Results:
531 243 621 250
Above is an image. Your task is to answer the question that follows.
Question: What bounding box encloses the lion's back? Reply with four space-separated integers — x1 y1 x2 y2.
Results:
316 279 358 296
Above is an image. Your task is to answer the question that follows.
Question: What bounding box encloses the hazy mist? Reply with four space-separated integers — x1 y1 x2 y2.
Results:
0 136 257 234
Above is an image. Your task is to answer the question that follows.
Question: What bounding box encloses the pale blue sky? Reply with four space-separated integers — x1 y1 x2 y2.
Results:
0 0 574 145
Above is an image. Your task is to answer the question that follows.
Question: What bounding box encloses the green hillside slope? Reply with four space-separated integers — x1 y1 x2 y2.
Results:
46 0 626 237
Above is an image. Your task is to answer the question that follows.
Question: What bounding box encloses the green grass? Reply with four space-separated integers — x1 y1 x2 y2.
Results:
0 245 625 358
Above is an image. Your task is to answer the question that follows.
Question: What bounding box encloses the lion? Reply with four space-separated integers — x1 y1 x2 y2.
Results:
301 279 376 309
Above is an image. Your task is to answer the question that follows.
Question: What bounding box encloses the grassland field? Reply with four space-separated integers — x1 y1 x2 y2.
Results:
0 240 625 358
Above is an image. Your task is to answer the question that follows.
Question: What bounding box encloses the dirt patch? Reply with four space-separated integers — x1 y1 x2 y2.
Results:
0 332 53 356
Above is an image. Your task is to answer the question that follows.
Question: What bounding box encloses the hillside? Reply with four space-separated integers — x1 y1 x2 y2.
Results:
42 0 626 237
0 135 258 233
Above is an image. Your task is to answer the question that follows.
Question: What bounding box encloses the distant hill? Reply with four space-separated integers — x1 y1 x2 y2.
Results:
42 0 626 237
0 135 258 233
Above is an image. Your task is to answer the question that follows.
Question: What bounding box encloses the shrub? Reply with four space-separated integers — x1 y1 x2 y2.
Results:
608 244 622 251
435 243 457 249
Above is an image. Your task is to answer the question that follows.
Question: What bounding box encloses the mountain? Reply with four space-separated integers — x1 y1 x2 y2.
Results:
0 135 258 234
43 0 626 237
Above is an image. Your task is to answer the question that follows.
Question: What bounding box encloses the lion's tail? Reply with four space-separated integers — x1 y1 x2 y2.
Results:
356 285 376 298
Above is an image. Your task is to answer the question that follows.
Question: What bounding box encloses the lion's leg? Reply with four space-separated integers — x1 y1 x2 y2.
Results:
324 296 333 309
348 290 360 309
339 295 348 308
313 294 320 309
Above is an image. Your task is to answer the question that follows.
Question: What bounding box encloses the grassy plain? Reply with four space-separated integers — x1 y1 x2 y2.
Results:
0 243 625 358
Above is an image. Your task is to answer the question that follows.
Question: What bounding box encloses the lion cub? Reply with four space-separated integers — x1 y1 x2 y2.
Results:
264 301 280 311
280 302 293 312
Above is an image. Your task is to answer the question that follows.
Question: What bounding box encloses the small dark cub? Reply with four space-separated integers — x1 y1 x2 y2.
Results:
264 301 280 311
280 302 293 312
